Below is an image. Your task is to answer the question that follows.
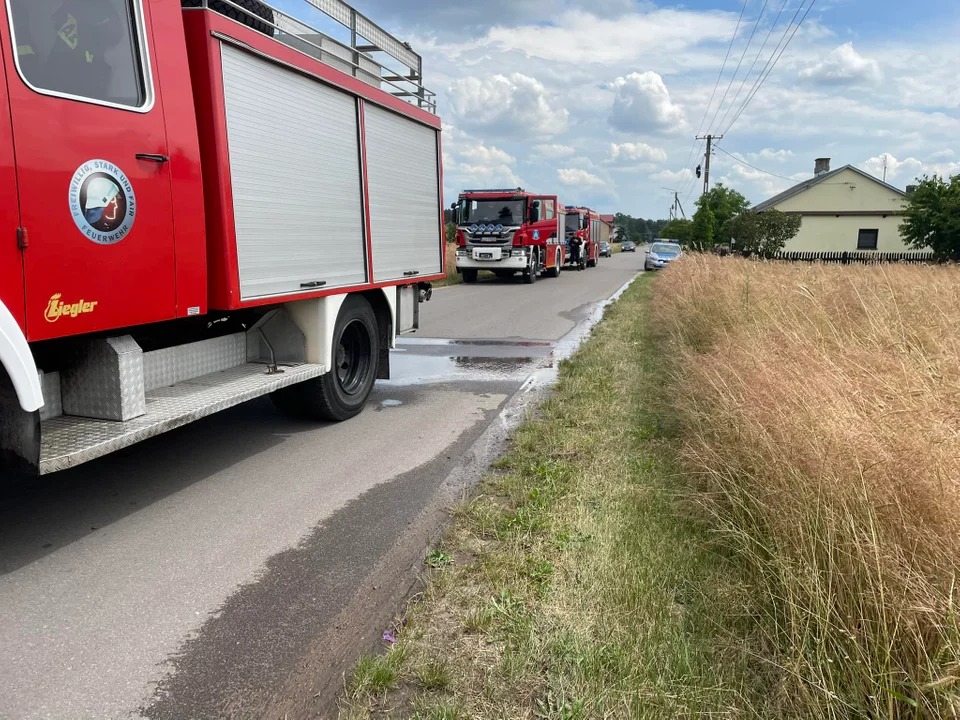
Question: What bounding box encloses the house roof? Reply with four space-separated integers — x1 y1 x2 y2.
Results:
600 214 615 225
753 164 906 212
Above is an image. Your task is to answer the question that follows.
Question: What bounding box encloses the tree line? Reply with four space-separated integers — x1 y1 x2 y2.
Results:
613 215 671 244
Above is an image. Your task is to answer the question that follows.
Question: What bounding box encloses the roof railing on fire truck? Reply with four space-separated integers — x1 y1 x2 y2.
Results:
194 0 437 113
460 188 526 194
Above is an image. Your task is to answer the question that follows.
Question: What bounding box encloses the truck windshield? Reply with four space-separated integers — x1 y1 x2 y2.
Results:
564 214 580 234
460 199 525 226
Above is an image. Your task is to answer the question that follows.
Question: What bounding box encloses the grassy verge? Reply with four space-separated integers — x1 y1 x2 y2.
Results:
339 273 763 719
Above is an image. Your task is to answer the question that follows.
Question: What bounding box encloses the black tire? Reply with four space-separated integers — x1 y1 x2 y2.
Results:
270 296 378 422
462 269 478 284
182 0 275 35
546 250 561 278
524 250 538 284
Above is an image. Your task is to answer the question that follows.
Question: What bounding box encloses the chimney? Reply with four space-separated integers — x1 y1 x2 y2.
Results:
906 185 917 195
814 158 831 176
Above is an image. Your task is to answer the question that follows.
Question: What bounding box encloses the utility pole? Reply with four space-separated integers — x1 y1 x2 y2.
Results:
675 192 686 220
882 153 888 183
661 188 687 221
696 134 722 195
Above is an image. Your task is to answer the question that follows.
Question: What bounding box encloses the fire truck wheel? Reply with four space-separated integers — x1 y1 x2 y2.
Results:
181 0 275 35
547 250 561 278
523 250 538 284
462 269 478 283
270 296 378 422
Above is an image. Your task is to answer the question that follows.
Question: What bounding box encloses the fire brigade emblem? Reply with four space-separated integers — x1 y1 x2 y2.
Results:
69 160 136 245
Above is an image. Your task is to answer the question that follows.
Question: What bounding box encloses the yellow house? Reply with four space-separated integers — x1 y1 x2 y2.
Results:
753 159 911 252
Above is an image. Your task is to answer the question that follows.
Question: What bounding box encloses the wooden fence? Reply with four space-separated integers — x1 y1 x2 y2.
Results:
770 250 936 265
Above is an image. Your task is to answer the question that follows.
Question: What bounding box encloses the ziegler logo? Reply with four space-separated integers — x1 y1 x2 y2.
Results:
45 294 98 323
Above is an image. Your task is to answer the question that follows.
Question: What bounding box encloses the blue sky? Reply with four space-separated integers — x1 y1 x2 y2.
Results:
276 0 960 218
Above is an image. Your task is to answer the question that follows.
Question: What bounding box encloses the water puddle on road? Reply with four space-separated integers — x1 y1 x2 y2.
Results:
381 349 550 386
383 273 641 390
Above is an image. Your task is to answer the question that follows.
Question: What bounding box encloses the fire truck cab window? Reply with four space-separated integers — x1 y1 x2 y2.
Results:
529 200 541 223
8 0 147 108
543 199 555 220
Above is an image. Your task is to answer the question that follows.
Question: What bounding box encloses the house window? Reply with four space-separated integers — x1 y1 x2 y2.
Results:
857 229 879 250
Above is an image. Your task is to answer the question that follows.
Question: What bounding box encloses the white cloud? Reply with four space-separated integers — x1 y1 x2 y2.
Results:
652 168 695 186
931 149 956 161
447 73 569 138
441 124 523 191
533 144 577 159
459 145 516 165
558 168 606 186
478 8 738 65
609 72 686 134
749 148 794 163
608 142 668 164
861 153 960 184
799 42 881 86
861 154 923 182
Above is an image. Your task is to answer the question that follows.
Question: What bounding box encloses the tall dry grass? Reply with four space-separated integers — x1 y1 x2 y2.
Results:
652 255 960 718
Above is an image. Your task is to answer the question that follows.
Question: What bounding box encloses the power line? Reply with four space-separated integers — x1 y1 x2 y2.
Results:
715 145 795 181
714 0 789 136
676 0 749 199
724 0 810 135
705 0 770 136
724 0 818 135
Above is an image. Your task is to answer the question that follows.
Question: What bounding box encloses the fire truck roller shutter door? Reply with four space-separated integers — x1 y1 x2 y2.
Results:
220 44 368 300
363 104 443 284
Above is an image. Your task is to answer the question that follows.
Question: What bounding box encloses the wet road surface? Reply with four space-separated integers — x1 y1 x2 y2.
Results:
0 252 644 719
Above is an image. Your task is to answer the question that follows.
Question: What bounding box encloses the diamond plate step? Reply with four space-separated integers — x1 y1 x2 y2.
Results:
39 362 327 474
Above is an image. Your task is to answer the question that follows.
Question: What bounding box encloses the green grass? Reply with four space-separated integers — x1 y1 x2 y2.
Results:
339 274 765 718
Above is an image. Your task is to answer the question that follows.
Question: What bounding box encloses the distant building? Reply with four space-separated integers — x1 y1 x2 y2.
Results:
753 158 911 253
600 214 615 244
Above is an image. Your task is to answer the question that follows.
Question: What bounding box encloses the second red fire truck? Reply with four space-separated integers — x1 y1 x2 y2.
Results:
453 188 566 284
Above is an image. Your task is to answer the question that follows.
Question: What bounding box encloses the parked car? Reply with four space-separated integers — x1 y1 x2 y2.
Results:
599 242 612 257
645 242 682 271
621 241 637 252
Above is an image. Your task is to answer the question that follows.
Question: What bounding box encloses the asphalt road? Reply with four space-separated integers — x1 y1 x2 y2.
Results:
0 251 645 719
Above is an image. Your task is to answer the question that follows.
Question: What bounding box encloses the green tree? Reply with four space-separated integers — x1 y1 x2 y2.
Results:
695 184 750 246
690 205 715 251
758 210 802 258
660 218 693 244
445 222 458 244
899 174 960 260
725 209 801 258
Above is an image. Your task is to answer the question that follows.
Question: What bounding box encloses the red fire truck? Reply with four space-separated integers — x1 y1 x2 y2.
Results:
453 189 566 284
0 0 445 475
563 207 602 268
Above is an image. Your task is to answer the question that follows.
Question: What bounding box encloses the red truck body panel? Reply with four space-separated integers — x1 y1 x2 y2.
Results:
1 0 207 343
183 10 443 311
0 55 24 334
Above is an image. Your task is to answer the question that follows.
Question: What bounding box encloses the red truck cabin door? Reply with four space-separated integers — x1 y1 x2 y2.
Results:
4 0 176 342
